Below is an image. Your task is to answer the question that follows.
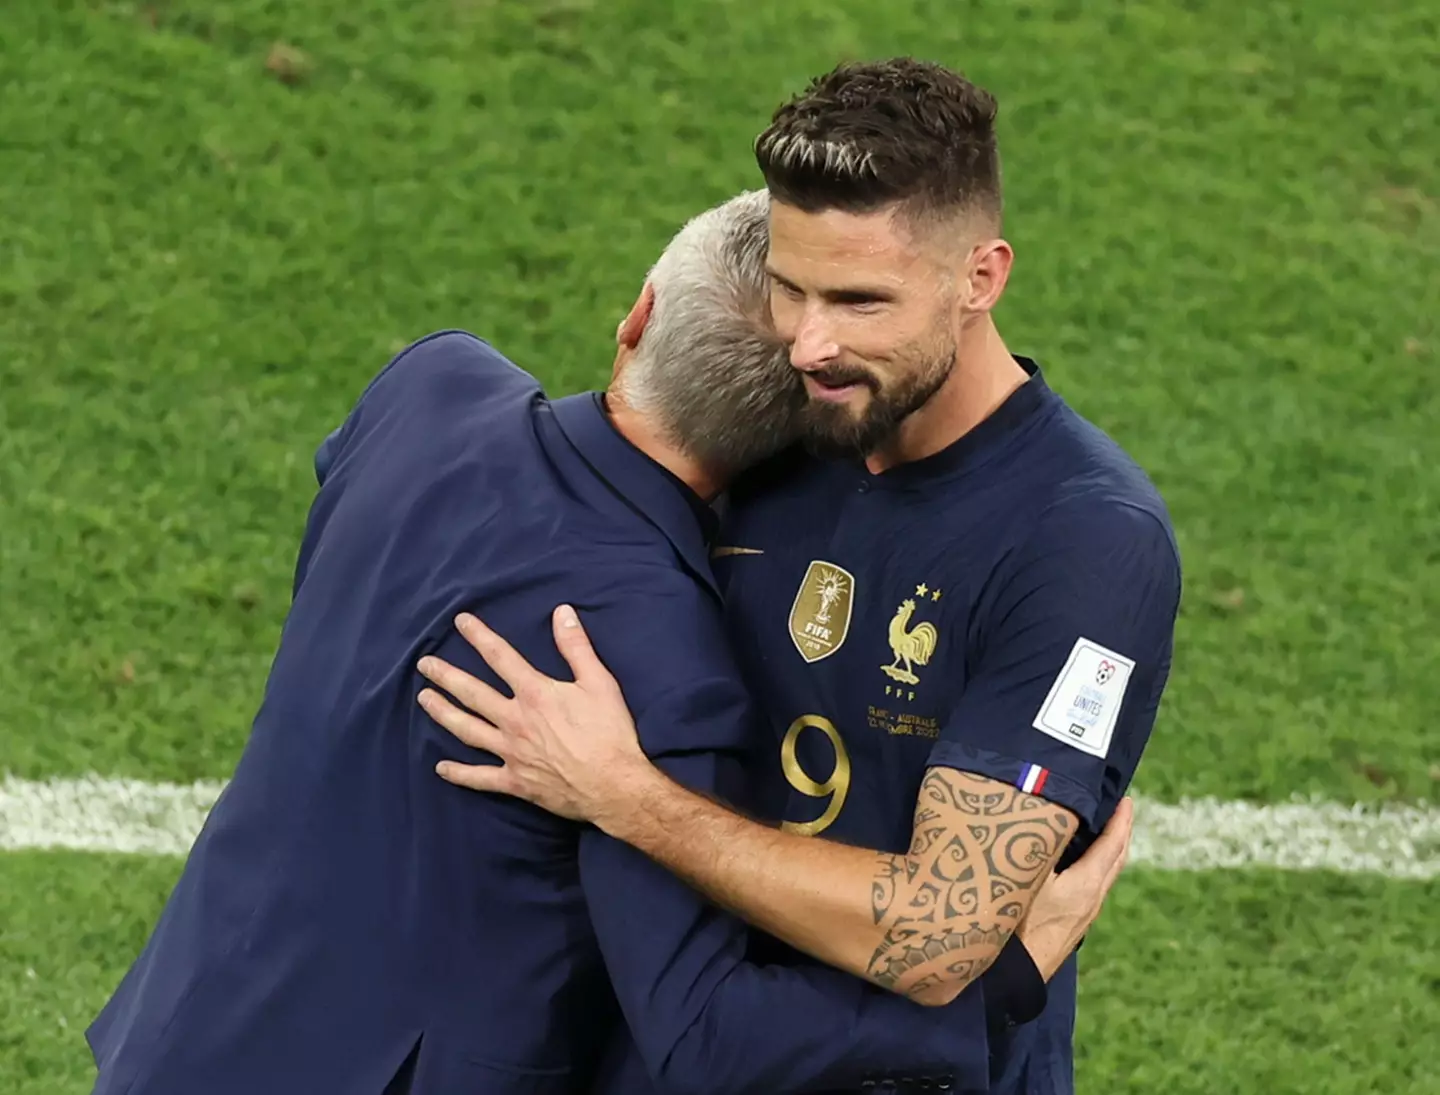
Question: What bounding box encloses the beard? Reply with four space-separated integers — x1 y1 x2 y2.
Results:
798 332 957 460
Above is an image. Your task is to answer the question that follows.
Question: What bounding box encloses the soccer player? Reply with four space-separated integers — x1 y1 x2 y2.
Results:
419 59 1181 1094
84 190 1120 1095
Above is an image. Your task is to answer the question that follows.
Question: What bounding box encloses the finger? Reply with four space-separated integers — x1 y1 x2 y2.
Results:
1112 796 1136 853
454 613 543 696
1097 796 1135 855
418 688 506 754
417 655 512 725
435 759 514 796
1106 797 1136 880
551 605 616 690
1096 845 1129 907
1073 797 1134 877
1092 798 1136 891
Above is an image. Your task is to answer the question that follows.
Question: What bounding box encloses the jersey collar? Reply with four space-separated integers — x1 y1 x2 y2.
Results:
865 356 1056 488
548 391 720 599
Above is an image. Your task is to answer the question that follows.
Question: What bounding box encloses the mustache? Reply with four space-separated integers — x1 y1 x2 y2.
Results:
803 364 879 391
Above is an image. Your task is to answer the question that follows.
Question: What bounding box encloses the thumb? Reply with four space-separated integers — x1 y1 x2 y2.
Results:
551 605 614 689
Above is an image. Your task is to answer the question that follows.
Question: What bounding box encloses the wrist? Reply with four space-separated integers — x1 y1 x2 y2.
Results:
586 752 668 839
1014 920 1069 983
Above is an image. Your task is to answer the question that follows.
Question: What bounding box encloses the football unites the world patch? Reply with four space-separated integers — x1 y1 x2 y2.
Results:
1031 637 1135 758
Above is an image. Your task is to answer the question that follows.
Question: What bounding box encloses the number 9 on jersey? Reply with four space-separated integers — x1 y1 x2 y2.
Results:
779 714 852 836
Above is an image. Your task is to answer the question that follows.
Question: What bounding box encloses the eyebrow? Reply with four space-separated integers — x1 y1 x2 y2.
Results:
766 265 897 305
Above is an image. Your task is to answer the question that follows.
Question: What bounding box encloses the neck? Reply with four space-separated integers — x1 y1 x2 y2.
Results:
864 317 1028 474
603 392 726 502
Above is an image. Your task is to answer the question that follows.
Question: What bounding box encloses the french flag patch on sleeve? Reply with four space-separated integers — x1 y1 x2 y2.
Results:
1017 763 1049 795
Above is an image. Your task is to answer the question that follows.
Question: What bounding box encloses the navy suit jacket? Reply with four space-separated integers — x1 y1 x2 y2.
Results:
86 332 993 1095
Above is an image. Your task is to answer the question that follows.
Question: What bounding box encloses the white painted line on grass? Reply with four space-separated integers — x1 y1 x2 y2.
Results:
1130 796 1439 881
2 775 1437 878
0 775 227 857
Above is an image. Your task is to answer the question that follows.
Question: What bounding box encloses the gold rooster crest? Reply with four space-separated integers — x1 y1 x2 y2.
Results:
882 598 938 685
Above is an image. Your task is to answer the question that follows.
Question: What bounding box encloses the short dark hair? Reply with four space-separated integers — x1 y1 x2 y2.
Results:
755 58 1002 230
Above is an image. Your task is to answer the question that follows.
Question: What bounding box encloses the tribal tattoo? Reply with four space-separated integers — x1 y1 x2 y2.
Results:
866 769 1074 1000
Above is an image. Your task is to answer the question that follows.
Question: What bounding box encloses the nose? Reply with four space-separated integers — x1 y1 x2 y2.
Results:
789 310 841 371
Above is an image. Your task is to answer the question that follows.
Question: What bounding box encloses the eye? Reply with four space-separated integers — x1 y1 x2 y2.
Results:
829 291 889 312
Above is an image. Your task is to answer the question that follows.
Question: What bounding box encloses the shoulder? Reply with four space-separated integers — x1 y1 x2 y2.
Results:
318 331 544 480
935 400 1181 635
580 559 732 658
1039 407 1177 568
565 558 744 718
978 492 1181 666
918 399 1178 591
993 394 1179 575
358 329 542 407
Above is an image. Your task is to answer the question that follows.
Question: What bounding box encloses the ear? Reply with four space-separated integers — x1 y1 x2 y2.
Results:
617 281 656 350
961 239 1014 314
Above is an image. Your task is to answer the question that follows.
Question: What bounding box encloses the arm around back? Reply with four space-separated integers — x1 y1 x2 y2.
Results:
576 675 994 1095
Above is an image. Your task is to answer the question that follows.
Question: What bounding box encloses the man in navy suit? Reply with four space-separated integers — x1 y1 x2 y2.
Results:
85 190 1121 1095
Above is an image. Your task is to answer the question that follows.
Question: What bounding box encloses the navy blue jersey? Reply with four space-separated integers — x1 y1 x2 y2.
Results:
717 360 1180 859
714 361 1175 852
86 332 996 1095
716 361 1179 1094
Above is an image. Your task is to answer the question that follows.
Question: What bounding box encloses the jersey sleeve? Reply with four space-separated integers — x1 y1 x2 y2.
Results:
928 500 1181 831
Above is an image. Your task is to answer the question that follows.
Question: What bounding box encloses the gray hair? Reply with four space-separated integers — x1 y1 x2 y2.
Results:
616 190 804 475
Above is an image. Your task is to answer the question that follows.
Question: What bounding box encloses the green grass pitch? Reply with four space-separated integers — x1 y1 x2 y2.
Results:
1 1 1437 1092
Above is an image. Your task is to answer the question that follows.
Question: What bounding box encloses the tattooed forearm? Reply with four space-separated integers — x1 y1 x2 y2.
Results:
864 769 1074 1002
585 762 1074 1010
